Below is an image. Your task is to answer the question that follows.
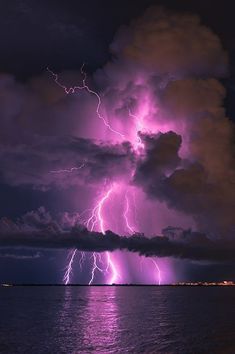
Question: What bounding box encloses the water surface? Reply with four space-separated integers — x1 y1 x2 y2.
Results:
0 286 235 353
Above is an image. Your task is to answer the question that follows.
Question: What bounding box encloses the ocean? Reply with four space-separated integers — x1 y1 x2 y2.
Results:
0 286 235 353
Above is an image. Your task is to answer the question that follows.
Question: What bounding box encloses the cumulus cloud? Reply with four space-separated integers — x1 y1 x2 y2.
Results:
135 131 182 178
111 6 228 77
106 6 235 237
160 78 226 120
134 130 235 237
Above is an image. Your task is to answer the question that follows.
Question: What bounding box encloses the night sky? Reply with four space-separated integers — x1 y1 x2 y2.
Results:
0 0 235 284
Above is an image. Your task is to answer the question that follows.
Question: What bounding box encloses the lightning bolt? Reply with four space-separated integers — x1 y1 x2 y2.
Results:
50 163 85 174
123 192 135 234
139 256 161 285
63 185 120 285
48 65 162 285
63 249 77 285
78 252 85 271
47 65 125 139
86 185 119 285
125 107 162 285
47 64 123 285
150 259 162 285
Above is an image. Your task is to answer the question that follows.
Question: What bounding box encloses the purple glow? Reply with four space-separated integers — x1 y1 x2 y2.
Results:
48 65 182 285
47 65 125 139
87 185 119 285
64 185 120 285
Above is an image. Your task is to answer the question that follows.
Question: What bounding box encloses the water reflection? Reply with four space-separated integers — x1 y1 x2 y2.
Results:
2 286 235 353
57 286 120 353
83 287 120 353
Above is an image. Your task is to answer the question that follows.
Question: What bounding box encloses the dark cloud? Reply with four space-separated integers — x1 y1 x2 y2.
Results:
110 7 235 237
111 6 228 77
134 128 235 236
0 136 134 189
0 208 234 263
135 131 182 180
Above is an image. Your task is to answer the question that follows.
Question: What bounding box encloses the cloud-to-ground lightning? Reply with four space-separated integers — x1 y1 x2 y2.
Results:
86 185 119 285
47 65 162 285
123 193 162 285
47 65 123 284
78 251 85 271
149 259 162 285
139 256 161 285
63 249 77 284
63 185 120 285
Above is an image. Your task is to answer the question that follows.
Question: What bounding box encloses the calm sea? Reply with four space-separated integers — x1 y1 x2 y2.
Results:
0 286 235 353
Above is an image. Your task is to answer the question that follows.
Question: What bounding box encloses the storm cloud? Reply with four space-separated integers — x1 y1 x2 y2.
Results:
0 6 234 248
0 136 134 189
0 208 233 263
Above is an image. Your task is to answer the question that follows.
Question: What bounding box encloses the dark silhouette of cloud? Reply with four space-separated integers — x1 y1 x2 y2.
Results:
0 208 234 263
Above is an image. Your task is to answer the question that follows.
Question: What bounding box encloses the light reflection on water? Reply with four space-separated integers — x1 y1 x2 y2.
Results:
58 286 120 353
0 286 235 353
84 287 119 353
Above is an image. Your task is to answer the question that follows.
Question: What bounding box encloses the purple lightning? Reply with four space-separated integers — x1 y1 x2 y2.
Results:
78 252 85 271
50 163 85 174
150 259 162 285
63 185 120 285
47 65 123 285
122 107 162 284
123 193 162 285
86 185 119 285
47 65 125 139
123 192 135 234
63 249 77 285
47 65 162 285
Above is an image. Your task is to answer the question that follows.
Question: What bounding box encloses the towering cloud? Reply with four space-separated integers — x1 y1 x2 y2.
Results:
111 7 228 75
103 6 234 237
